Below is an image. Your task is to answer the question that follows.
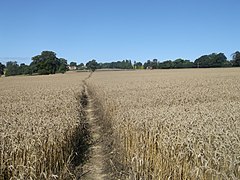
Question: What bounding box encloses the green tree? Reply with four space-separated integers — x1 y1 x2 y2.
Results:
69 62 77 67
98 60 133 69
144 60 152 69
5 61 20 76
126 60 133 69
31 51 60 75
19 63 32 75
232 51 240 67
0 62 5 76
86 59 98 72
158 60 173 69
172 59 194 68
135 62 143 69
152 59 158 69
77 63 85 70
78 63 84 67
58 58 68 73
143 59 158 69
194 53 228 68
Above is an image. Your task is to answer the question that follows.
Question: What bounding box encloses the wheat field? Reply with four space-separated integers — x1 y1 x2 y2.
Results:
88 68 240 179
0 72 88 179
1 68 240 180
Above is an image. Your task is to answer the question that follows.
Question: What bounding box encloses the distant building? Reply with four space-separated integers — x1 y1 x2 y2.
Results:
68 66 77 70
146 66 153 70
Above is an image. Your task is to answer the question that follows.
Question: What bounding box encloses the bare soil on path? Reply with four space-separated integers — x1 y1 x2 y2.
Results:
76 81 113 180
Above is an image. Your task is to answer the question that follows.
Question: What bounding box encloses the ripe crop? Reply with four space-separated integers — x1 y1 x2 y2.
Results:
1 68 240 179
0 73 88 179
88 68 240 179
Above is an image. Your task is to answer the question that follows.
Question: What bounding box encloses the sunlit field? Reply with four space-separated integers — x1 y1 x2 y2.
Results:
1 68 240 179
88 68 240 179
0 73 88 179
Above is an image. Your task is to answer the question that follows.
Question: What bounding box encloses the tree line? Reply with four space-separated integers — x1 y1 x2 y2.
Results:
74 51 240 70
143 52 240 69
0 51 68 76
0 51 240 77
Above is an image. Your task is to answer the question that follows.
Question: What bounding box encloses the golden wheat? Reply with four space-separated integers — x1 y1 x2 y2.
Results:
0 72 88 179
1 69 240 180
88 68 240 179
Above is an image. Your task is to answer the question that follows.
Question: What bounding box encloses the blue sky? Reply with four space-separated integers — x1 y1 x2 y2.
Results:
0 0 239 64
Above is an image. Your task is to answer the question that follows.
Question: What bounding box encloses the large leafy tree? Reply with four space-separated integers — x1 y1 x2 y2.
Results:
194 53 229 68
232 51 240 67
86 59 98 72
5 61 20 76
0 62 5 76
31 51 67 74
31 51 59 74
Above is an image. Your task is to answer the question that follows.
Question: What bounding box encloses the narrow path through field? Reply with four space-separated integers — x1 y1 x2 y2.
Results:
78 80 110 180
